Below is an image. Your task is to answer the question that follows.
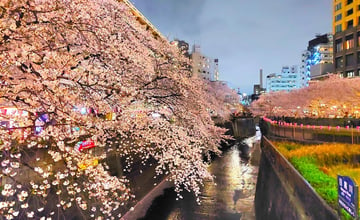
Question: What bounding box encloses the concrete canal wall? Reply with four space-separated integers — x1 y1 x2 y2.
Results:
213 117 256 139
232 117 256 139
255 136 338 220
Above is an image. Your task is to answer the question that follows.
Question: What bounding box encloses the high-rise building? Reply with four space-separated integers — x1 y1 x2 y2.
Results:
333 0 360 77
190 45 219 81
266 66 302 92
300 34 334 83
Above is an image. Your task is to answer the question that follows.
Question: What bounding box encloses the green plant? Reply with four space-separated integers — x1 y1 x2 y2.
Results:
290 156 338 207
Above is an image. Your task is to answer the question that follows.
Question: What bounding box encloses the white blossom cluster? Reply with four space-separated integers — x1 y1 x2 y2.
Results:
0 0 232 218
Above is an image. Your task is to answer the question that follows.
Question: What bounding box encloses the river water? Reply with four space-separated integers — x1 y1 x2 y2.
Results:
139 129 261 220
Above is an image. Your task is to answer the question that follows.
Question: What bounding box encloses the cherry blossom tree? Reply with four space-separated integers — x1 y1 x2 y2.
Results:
0 0 229 218
204 81 241 120
249 75 360 118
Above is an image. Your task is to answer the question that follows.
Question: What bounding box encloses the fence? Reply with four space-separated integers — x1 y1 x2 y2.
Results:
261 117 360 144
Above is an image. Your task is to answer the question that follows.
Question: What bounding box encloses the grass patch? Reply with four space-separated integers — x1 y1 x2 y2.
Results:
290 156 337 207
273 140 360 218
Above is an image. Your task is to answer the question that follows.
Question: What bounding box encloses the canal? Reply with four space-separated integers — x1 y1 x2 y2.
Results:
139 129 261 220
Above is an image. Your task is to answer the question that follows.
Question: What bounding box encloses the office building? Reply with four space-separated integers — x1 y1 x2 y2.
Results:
333 0 360 77
266 66 302 92
301 34 334 82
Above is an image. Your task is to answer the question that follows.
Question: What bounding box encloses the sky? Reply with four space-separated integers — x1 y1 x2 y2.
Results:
129 0 332 94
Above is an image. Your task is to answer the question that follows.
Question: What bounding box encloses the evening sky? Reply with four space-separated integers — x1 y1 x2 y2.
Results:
129 0 332 94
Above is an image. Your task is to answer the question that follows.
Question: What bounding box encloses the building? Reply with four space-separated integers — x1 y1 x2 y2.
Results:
253 84 261 95
300 50 311 86
300 34 334 83
333 0 360 77
266 66 302 92
119 0 167 42
190 45 219 81
170 39 190 58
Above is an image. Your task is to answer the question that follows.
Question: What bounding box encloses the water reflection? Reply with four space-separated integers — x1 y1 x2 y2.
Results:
140 134 260 220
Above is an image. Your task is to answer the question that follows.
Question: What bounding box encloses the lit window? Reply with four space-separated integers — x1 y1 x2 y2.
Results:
336 39 343 52
345 34 354 49
347 71 354 77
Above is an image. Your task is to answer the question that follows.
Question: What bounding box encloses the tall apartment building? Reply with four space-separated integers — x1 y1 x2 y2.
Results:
266 66 302 92
300 34 334 82
191 45 219 81
333 0 360 77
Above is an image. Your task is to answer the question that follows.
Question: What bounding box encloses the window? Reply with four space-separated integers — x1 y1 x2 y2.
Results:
359 5 360 10
335 3 342 11
346 53 355 66
345 34 354 49
347 0 353 5
335 14 342 22
347 20 354 29
357 52 360 63
336 57 343 68
336 39 343 52
335 24 342 33
346 71 354 77
335 2 341 11
357 70 360 76
347 9 354 16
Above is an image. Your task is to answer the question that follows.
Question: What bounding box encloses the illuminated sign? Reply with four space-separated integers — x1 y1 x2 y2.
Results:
75 140 96 152
338 175 359 218
35 113 50 135
0 107 28 117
